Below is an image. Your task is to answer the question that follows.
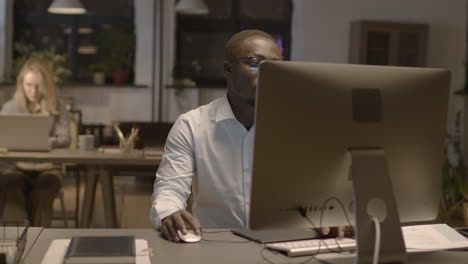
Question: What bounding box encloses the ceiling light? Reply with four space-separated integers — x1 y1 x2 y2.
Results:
48 0 86 15
176 0 209 15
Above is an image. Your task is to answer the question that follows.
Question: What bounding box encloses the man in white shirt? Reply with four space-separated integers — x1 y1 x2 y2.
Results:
150 30 282 242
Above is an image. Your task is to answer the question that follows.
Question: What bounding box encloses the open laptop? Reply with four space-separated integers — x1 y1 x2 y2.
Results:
0 113 51 151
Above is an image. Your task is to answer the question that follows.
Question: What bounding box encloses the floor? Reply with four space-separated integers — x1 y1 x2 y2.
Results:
51 173 155 229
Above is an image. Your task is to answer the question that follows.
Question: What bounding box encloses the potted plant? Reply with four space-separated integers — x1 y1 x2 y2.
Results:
440 111 468 225
96 25 135 84
88 63 108 85
7 42 71 85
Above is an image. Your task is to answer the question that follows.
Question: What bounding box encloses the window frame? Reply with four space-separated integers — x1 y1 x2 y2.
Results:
175 0 292 87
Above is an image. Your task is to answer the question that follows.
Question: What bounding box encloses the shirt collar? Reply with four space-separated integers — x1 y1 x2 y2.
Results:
215 94 237 122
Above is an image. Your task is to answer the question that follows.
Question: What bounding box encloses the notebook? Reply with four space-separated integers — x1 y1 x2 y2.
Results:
64 236 136 264
0 114 50 151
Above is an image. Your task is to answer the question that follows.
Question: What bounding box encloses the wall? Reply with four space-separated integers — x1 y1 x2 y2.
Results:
291 0 466 134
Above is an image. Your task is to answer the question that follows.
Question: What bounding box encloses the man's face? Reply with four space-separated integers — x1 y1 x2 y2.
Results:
22 71 43 103
225 36 282 106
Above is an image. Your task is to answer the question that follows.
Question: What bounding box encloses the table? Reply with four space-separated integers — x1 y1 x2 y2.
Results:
21 228 468 264
0 148 162 228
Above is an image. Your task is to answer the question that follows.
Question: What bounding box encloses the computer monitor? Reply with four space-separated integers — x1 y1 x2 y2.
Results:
250 61 450 262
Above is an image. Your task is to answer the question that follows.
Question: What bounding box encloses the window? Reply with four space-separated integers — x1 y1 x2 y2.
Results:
176 0 292 87
12 0 135 85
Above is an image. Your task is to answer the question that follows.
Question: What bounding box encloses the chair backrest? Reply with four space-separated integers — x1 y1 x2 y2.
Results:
116 122 174 148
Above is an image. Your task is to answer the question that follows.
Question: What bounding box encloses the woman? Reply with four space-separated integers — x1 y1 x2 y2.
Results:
0 58 70 227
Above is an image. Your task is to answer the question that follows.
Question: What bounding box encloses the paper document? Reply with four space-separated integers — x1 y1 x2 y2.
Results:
41 239 151 264
403 223 468 252
314 224 468 262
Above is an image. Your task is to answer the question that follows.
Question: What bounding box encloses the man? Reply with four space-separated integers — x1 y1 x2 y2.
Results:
150 30 282 242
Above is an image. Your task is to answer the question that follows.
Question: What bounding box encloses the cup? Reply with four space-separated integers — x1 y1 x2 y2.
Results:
78 134 95 151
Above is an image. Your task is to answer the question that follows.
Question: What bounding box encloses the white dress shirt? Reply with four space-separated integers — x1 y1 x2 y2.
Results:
150 95 255 229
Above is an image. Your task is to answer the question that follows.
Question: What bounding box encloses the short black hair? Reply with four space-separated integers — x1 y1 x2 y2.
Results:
224 30 275 60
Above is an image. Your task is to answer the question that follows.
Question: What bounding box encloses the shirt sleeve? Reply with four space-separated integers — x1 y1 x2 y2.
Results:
150 115 196 229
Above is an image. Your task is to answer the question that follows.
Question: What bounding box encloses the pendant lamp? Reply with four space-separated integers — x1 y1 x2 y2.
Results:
176 0 209 15
48 0 86 15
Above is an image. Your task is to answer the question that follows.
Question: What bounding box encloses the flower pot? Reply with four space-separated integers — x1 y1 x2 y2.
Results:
111 68 130 84
92 72 105 85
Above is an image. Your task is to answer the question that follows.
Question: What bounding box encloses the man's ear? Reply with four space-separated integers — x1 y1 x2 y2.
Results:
224 61 231 76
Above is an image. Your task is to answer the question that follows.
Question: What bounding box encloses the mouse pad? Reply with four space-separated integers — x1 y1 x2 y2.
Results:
232 228 318 243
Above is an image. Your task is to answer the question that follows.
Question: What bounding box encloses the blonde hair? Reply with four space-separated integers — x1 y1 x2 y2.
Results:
13 58 59 115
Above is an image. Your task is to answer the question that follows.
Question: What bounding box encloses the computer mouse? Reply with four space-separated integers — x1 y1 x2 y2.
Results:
177 229 201 243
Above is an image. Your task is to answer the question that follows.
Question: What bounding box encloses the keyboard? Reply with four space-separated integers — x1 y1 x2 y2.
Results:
266 238 356 257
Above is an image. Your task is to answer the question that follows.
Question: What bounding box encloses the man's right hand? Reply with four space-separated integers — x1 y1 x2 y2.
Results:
161 210 202 242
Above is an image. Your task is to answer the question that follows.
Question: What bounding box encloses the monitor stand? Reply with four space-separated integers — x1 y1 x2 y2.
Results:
350 148 407 264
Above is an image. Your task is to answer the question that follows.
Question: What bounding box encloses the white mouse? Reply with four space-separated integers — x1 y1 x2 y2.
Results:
177 229 201 243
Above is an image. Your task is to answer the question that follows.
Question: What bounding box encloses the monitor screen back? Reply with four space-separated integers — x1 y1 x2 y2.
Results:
250 61 450 229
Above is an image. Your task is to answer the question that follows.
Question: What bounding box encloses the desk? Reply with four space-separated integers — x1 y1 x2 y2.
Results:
21 228 468 264
1 226 43 263
0 149 162 228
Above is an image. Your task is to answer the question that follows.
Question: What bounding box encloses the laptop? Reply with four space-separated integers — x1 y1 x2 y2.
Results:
0 113 51 151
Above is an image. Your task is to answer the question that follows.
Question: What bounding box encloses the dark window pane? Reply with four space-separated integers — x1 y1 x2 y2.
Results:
366 31 390 65
80 0 133 14
13 1 135 84
239 0 291 21
398 32 420 66
176 0 292 86
179 32 230 84
203 0 233 19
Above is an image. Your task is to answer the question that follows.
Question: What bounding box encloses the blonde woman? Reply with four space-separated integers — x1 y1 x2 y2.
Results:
0 58 70 227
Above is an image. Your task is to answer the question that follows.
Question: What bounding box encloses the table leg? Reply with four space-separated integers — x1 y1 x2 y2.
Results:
74 167 82 228
99 168 118 228
79 169 97 228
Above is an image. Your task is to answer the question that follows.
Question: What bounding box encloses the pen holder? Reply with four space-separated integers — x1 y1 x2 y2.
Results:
119 137 134 155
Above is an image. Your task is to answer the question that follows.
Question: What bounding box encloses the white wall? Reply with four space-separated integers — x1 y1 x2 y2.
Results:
59 86 153 124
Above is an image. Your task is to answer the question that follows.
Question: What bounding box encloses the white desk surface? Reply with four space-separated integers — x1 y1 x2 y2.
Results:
22 228 468 264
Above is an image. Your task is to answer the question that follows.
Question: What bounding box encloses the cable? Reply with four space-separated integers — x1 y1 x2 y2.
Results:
302 213 343 254
201 230 252 243
300 196 355 254
370 216 381 264
202 230 232 233
201 238 251 243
